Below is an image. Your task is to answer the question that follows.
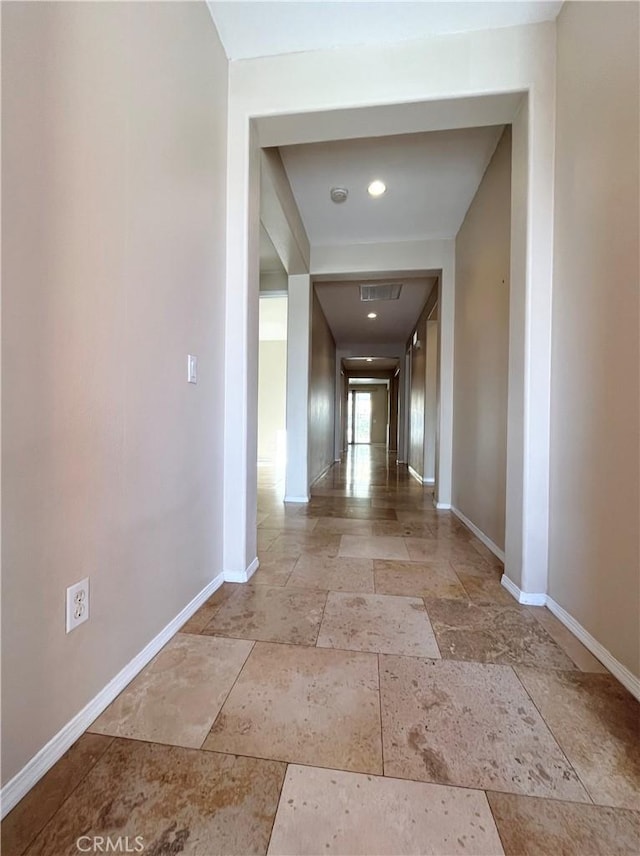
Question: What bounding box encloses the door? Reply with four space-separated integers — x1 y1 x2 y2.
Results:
347 390 372 444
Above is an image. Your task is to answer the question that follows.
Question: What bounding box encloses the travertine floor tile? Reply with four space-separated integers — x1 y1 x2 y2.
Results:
203 584 326 645
487 791 640 855
257 529 280 551
25 740 285 856
515 668 640 809
405 537 482 564
448 557 499 578
317 591 440 657
266 532 341 558
525 606 609 673
1 734 113 856
89 634 253 747
305 505 397 521
250 556 297 586
372 520 434 538
180 583 235 633
458 573 517 605
258 514 319 532
286 554 375 593
339 534 410 561
203 642 382 774
314 517 374 536
268 765 505 856
380 656 589 801
374 559 468 599
425 598 577 669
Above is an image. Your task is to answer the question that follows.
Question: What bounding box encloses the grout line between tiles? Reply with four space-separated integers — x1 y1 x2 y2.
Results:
484 790 509 855
6 735 116 856
510 666 595 805
265 762 288 856
196 640 256 750
377 653 386 777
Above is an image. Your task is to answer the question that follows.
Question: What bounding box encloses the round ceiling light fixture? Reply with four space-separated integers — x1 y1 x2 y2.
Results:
367 312 377 319
330 186 349 203
367 180 386 197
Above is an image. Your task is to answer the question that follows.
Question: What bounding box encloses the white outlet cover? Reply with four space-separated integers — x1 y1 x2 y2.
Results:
66 577 90 633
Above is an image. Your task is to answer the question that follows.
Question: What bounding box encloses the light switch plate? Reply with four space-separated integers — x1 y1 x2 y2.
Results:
187 354 198 384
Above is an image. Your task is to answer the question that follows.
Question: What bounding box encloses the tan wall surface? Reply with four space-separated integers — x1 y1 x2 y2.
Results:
1 2 229 783
308 292 336 482
452 128 511 551
408 315 427 475
549 1 639 676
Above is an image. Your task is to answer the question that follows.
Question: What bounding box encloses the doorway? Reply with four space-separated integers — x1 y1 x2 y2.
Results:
347 390 372 444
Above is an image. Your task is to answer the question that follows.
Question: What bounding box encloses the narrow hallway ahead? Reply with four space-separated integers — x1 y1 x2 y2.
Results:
4 448 638 855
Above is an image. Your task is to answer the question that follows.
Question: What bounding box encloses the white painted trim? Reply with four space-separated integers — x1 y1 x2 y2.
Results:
224 556 259 584
500 573 546 606
0 572 225 819
451 506 505 563
546 597 640 702
283 494 309 504
423 477 435 486
435 501 451 510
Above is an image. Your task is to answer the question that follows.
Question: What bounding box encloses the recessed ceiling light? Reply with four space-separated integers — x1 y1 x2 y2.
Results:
367 312 377 319
367 180 386 197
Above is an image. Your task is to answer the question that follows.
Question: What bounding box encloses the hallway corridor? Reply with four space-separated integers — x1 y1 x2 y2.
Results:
3 448 639 855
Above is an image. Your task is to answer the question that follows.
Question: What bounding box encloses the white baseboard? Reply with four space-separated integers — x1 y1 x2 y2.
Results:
500 581 640 700
423 477 435 485
546 596 640 701
0 571 225 819
223 556 259 584
283 494 309 503
435 501 451 510
500 573 546 606
451 506 505 563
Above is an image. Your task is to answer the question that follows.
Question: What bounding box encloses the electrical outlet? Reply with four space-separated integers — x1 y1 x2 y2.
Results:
66 578 90 633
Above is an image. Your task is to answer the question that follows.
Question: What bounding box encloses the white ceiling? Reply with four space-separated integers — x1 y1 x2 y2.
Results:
316 277 436 347
279 126 504 245
208 2 563 61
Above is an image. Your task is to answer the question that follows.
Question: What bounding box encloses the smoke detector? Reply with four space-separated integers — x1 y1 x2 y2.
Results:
330 187 349 204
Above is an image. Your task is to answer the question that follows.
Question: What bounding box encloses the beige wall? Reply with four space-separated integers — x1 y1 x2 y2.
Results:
424 318 439 483
408 316 427 475
549 1 639 676
408 286 438 479
258 341 287 462
308 292 336 482
452 128 511 551
1 2 228 784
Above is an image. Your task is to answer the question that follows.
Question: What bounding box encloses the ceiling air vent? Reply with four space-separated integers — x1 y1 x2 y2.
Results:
359 283 403 302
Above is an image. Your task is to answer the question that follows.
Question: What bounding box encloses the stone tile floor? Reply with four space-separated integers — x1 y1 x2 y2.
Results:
3 447 639 855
